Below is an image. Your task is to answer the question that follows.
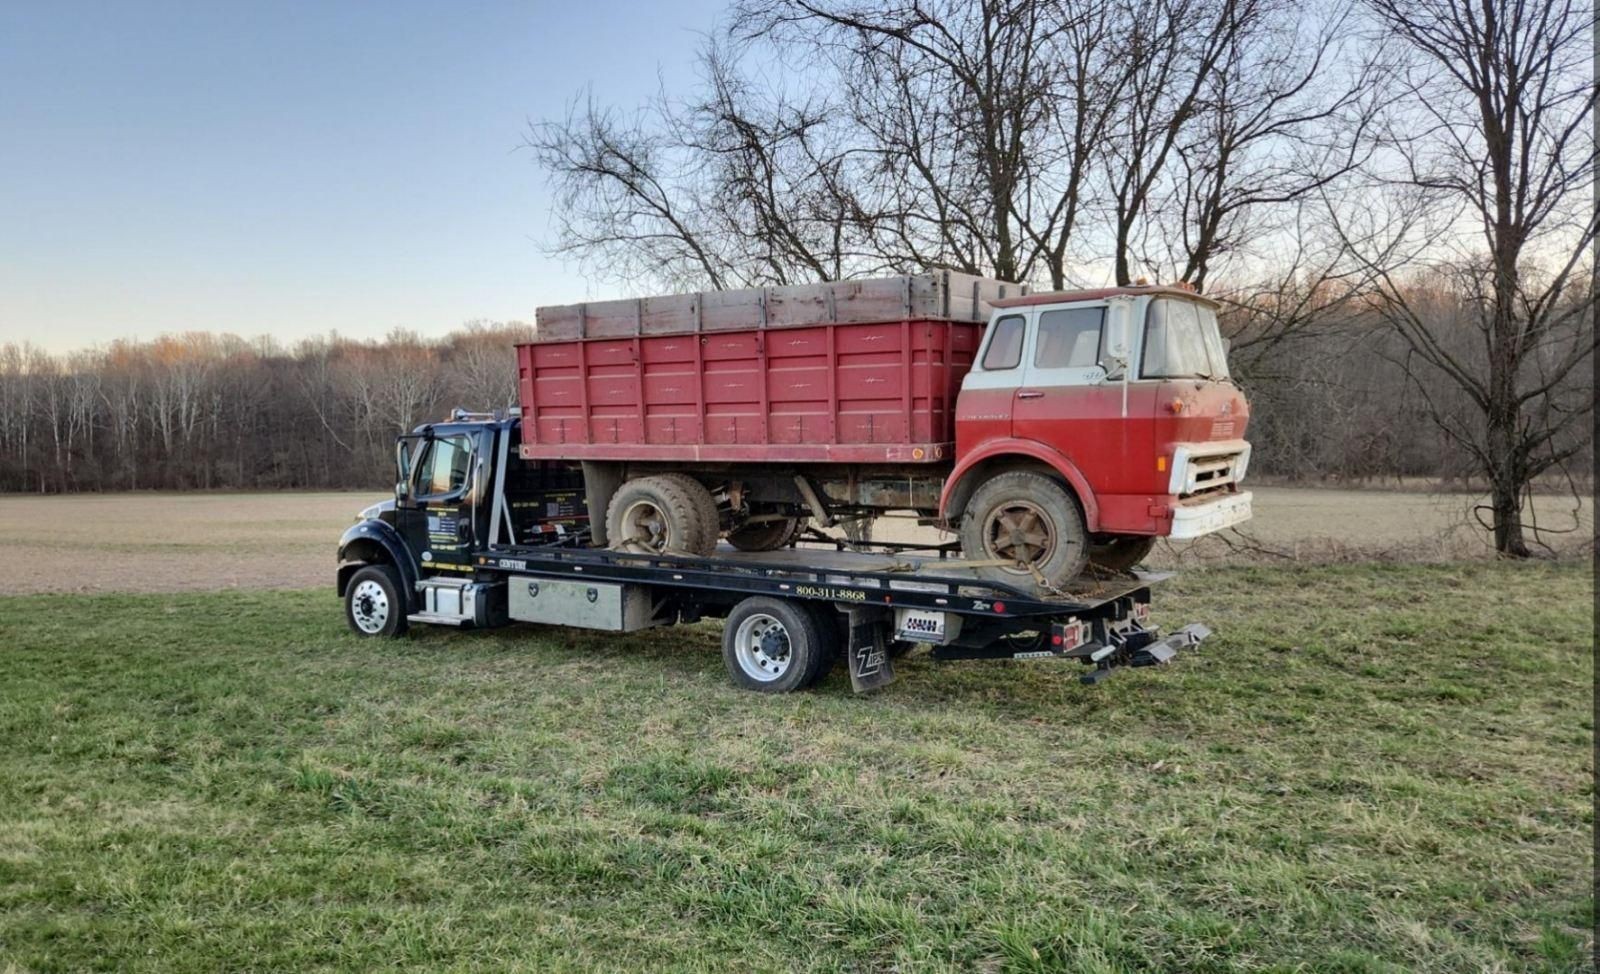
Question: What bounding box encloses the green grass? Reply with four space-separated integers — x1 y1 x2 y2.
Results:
0 563 1592 973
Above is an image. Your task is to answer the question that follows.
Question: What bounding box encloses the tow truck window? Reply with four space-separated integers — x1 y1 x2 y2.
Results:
1142 298 1221 379
982 315 1025 370
1034 307 1105 369
414 436 472 497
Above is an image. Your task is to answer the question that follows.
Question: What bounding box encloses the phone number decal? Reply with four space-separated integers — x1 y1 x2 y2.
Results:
795 585 868 602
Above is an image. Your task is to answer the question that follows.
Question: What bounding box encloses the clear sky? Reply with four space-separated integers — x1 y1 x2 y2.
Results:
0 0 727 352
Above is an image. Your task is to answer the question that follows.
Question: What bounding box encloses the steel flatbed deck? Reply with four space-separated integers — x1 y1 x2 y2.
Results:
475 539 1160 619
465 538 1204 690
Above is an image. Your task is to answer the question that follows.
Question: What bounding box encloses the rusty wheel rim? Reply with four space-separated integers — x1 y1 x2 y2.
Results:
619 499 673 550
983 500 1055 574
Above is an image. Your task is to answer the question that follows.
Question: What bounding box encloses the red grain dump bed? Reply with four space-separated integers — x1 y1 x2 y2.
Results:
516 274 1025 464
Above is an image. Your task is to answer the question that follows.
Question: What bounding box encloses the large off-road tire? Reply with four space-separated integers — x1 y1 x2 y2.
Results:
344 564 409 638
722 596 830 692
605 474 717 555
656 472 721 545
726 516 802 552
958 471 1089 589
1088 535 1157 573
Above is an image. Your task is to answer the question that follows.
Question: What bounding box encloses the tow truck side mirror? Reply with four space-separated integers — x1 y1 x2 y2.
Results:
470 456 487 503
395 480 409 500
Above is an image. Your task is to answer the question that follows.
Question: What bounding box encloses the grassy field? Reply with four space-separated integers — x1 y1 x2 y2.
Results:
0 487 1590 594
0 562 1591 972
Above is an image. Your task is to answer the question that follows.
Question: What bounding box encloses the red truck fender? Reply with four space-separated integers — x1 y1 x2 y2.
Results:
939 439 1101 532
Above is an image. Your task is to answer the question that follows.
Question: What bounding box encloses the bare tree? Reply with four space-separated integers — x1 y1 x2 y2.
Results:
445 320 537 410
1160 0 1381 289
1338 0 1596 556
735 0 1077 282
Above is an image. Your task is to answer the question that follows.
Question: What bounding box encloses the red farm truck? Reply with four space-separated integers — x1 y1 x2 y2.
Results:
516 272 1252 590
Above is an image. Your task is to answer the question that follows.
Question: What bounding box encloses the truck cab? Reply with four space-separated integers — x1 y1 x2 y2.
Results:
948 285 1252 574
337 413 590 634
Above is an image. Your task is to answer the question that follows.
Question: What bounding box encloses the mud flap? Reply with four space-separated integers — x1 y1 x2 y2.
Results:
845 607 895 693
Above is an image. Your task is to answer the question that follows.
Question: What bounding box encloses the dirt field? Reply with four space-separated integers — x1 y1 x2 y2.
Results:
0 487 1590 594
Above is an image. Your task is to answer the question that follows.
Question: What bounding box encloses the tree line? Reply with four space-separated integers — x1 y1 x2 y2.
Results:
0 324 530 493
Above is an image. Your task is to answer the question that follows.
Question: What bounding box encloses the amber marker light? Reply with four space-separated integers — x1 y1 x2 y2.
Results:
1166 398 1186 413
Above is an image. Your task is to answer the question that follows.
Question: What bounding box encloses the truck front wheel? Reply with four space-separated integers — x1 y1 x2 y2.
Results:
958 471 1088 589
344 564 409 638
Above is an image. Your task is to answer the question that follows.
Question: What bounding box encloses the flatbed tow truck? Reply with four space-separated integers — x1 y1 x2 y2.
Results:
337 414 1212 693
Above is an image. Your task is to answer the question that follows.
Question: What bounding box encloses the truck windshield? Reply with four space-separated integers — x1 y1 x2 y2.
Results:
1141 298 1230 380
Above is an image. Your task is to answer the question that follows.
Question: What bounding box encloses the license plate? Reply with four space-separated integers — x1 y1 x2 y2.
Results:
896 608 947 643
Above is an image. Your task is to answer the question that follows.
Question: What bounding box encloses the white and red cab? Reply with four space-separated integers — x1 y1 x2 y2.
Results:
950 283 1253 546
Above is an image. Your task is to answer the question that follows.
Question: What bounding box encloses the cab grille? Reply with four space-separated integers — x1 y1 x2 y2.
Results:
1171 442 1251 497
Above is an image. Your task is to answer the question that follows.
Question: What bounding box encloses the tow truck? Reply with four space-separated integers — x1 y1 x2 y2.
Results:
336 411 1212 693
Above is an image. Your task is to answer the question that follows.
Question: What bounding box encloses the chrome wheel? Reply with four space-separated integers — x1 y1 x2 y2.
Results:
732 613 792 682
350 578 390 634
982 500 1056 574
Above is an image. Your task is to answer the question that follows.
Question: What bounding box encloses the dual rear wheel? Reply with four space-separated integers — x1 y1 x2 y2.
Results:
605 473 720 555
722 596 841 692
605 473 805 555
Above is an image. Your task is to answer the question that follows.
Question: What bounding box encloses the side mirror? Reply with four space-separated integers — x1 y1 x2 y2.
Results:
395 480 409 500
1102 306 1132 379
1104 314 1131 362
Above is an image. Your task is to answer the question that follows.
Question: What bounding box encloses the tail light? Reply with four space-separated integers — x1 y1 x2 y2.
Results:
1052 619 1088 651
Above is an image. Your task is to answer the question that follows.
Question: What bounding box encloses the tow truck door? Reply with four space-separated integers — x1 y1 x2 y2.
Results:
394 428 486 576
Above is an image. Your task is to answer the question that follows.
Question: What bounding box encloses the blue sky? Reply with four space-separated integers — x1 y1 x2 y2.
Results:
0 0 727 352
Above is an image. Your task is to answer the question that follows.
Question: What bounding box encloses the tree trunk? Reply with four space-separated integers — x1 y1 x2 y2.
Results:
1485 405 1531 558
1488 474 1529 557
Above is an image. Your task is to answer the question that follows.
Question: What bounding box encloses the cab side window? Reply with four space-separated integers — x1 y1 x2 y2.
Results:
414 436 472 497
1034 307 1105 369
982 315 1026 371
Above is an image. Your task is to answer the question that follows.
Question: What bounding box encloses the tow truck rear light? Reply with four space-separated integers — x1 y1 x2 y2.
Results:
1052 619 1087 651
